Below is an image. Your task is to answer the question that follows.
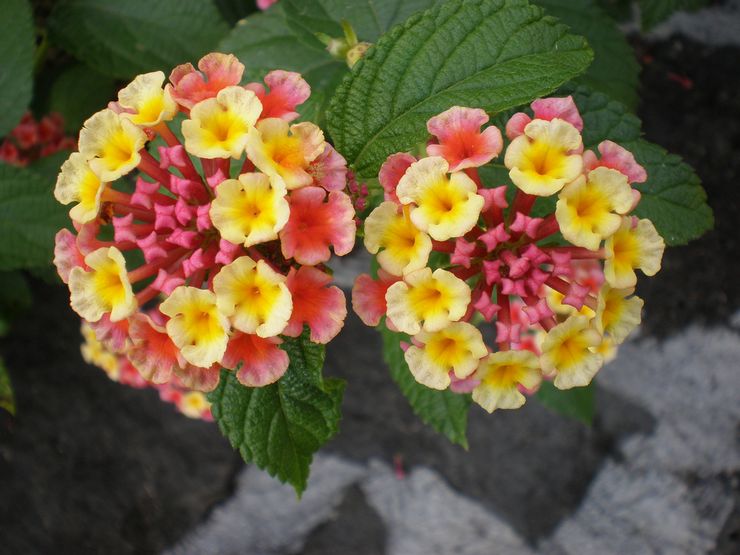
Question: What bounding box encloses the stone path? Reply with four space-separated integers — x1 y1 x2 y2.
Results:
167 320 740 555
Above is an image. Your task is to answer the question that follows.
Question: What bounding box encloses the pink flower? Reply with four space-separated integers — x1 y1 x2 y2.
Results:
284 266 347 343
506 96 583 139
257 0 279 9
426 107 503 171
379 153 416 203
168 53 244 110
280 187 356 265
308 144 348 191
222 332 290 387
53 229 86 283
583 140 647 184
128 313 185 383
351 270 400 327
246 70 310 122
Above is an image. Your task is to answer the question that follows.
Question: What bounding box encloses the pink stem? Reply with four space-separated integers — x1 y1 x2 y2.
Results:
497 288 511 351
138 150 173 185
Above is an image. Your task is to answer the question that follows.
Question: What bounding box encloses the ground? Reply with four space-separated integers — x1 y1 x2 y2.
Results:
1 11 739 555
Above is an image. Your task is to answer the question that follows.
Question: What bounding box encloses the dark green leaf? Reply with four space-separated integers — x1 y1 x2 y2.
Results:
639 0 708 30
380 322 470 448
0 162 68 270
0 358 14 416
0 0 34 136
213 0 257 25
536 381 594 424
327 0 593 178
208 330 345 495
283 0 445 43
0 271 32 319
535 0 639 109
49 64 118 132
48 0 230 79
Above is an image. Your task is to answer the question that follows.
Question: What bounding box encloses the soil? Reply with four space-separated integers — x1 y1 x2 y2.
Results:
0 34 737 555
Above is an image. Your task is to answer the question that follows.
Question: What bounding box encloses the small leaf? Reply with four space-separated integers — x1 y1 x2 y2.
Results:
571 86 713 245
0 163 68 270
380 322 471 448
208 330 345 495
535 0 639 109
638 0 708 30
0 0 34 136
0 358 14 416
327 0 593 178
536 381 593 424
48 0 230 79
49 64 118 132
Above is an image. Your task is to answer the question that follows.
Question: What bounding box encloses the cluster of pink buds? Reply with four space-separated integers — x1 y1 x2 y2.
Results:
353 98 665 413
53 52 356 396
0 112 76 166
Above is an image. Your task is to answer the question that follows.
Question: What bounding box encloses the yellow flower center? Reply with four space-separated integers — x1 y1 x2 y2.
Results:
520 139 568 179
102 129 138 169
92 259 127 308
265 135 304 169
483 363 524 389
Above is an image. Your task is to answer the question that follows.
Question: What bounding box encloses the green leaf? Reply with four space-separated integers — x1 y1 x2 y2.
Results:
327 0 593 178
570 86 713 245
380 322 471 448
627 139 713 245
208 330 345 495
218 6 346 127
534 0 639 109
213 0 258 25
0 162 68 270
536 381 593 424
48 0 230 79
0 0 34 136
49 64 118 132
638 0 708 30
283 0 444 43
0 358 14 416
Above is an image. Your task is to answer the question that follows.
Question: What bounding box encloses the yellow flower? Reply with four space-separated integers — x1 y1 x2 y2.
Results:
118 71 177 127
555 167 634 250
545 287 595 318
364 202 432 276
179 392 211 419
182 86 262 159
209 172 289 247
78 109 147 181
592 336 617 364
604 218 664 288
80 322 120 380
246 118 325 190
595 285 643 344
54 152 105 223
404 322 487 390
68 247 136 323
212 256 292 338
472 350 542 412
504 118 583 196
396 157 484 241
540 315 603 389
385 267 471 335
159 286 229 368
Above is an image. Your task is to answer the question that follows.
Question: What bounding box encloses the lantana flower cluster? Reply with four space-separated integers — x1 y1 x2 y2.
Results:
53 52 356 397
1 111 76 166
353 97 665 413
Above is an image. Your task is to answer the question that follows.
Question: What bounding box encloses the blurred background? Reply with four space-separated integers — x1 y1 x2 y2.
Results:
0 1 738 554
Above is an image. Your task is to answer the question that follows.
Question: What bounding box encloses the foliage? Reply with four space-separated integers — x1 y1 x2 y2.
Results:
209 330 345 495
